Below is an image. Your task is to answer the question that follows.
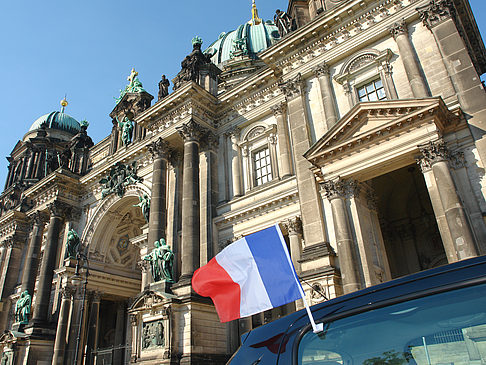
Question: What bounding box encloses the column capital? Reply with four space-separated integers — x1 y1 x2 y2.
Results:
47 201 70 219
168 150 182 169
59 285 76 299
389 19 408 39
148 138 171 160
322 178 360 200
88 290 103 302
137 259 150 273
417 140 450 172
176 119 205 143
201 131 219 152
312 62 330 77
279 73 304 99
129 313 138 326
417 0 455 30
271 103 287 116
29 210 47 227
283 216 302 236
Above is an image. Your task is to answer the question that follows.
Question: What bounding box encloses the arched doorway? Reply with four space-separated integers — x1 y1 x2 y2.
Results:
82 191 148 364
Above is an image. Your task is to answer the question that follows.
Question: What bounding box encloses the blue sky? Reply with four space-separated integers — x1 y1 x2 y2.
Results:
1 0 486 187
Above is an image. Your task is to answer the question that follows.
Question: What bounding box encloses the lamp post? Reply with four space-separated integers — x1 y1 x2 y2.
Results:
71 251 89 365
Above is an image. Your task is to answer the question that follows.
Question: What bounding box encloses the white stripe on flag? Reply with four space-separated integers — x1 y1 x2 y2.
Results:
216 237 273 318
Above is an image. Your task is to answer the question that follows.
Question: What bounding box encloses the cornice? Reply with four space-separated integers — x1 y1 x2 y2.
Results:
261 0 422 78
136 82 218 131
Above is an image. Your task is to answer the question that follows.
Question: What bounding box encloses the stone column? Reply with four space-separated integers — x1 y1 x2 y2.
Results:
418 0 486 175
21 211 46 297
313 62 339 129
52 285 74 365
418 141 478 260
129 314 139 363
167 153 182 281
200 132 219 264
176 120 204 283
323 179 361 294
32 201 67 325
85 291 101 365
283 217 303 273
229 129 243 198
113 302 126 364
280 73 328 247
217 134 229 203
389 20 429 98
147 138 170 247
271 103 293 178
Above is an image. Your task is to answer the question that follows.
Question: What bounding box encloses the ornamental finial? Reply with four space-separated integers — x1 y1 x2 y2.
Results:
60 96 68 113
251 0 262 25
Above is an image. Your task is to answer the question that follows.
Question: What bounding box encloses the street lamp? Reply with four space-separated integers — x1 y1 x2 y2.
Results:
72 251 89 365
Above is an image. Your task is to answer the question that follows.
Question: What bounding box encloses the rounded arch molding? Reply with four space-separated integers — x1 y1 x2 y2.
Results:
81 183 151 249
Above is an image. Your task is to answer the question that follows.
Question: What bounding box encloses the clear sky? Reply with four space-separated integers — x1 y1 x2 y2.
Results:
1 0 486 187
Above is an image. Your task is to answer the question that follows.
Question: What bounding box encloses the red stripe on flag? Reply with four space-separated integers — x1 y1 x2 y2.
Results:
192 257 241 322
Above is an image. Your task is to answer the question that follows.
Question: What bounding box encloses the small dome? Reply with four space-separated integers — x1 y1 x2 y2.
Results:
205 20 280 66
29 111 81 134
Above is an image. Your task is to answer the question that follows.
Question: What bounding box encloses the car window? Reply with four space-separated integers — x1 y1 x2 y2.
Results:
298 282 486 364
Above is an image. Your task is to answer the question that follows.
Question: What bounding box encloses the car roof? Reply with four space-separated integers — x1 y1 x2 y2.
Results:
231 255 486 363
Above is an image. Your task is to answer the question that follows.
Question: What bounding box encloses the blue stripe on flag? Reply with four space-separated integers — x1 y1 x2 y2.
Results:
245 225 302 308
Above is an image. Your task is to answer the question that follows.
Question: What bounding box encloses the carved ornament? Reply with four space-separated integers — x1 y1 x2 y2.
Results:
417 0 455 30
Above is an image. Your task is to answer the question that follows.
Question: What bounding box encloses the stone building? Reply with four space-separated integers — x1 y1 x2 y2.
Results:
0 0 485 363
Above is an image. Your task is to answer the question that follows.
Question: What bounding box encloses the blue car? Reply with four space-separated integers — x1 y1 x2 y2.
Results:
228 256 486 364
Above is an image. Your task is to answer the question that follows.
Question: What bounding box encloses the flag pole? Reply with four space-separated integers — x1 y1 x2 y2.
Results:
297 284 324 333
275 224 323 334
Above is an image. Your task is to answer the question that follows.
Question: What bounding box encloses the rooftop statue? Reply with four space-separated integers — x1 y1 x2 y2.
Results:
143 238 174 283
173 37 212 90
134 194 150 223
65 228 80 259
158 75 170 101
116 116 134 147
70 120 94 150
14 290 31 324
274 9 296 37
115 68 147 104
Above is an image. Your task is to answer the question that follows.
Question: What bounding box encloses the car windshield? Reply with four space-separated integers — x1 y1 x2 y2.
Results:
298 282 486 364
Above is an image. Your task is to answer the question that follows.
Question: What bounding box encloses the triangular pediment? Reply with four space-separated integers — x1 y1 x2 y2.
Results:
305 98 460 165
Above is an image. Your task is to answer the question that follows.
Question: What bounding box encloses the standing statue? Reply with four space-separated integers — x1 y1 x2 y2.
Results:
116 116 134 147
14 290 31 324
65 229 80 259
134 194 150 223
274 9 296 37
158 75 170 100
143 238 174 283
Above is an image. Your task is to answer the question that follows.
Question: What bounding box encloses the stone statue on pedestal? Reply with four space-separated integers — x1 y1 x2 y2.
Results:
143 238 174 283
65 229 80 259
14 290 31 324
274 9 296 37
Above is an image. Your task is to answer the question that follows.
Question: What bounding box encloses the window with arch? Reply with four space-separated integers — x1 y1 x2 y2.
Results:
335 48 397 108
239 124 278 191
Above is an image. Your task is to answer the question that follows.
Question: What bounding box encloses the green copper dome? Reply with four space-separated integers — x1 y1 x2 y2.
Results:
29 111 81 134
205 20 280 65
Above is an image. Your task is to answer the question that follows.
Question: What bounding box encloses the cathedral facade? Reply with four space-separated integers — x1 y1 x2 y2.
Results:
0 0 486 363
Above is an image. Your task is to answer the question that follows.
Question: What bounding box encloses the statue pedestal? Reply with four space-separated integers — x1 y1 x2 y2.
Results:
149 281 173 294
11 322 26 332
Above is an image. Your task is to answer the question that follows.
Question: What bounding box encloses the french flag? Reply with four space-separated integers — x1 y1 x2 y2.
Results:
192 224 302 323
